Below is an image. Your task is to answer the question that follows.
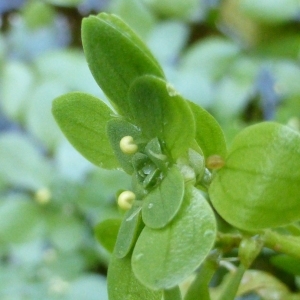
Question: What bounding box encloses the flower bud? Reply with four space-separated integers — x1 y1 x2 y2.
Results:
120 136 138 154
118 191 136 210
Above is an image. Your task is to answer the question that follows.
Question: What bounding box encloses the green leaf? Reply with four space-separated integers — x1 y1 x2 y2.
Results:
129 75 195 159
132 186 216 290
111 0 156 38
0 196 43 243
2 61 34 120
49 213 86 252
271 255 300 276
44 0 83 7
145 0 200 20
0 132 52 190
95 218 122 253
163 286 182 300
188 101 227 159
106 118 142 174
239 0 298 24
26 80 66 150
81 13 164 117
209 122 300 230
67 275 108 300
142 165 184 229
52 92 119 169
107 252 162 300
115 203 144 258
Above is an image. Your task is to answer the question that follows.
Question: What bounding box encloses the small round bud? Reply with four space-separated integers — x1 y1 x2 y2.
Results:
118 191 136 210
35 188 51 204
206 155 225 170
120 136 138 154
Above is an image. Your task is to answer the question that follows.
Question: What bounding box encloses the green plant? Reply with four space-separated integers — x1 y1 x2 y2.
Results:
52 12 300 300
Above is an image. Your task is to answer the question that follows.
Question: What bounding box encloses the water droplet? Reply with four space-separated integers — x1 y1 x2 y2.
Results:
134 253 144 261
148 203 153 209
204 230 214 237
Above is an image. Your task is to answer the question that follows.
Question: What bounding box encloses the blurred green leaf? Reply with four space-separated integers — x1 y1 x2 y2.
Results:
147 21 188 66
52 92 119 169
67 274 108 300
236 270 294 299
132 186 216 289
0 132 52 189
144 0 200 20
142 165 184 229
23 1 55 29
109 0 156 38
26 80 66 150
0 196 43 244
48 213 87 252
271 254 300 276
44 0 83 7
239 0 298 24
35 50 101 97
2 61 34 121
180 37 240 80
210 122 300 230
82 13 165 117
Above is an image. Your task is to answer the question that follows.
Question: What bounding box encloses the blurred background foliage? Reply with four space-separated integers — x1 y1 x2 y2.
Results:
0 0 300 299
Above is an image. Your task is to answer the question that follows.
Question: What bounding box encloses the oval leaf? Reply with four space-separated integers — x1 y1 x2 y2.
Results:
95 218 122 253
188 101 227 159
106 118 142 174
107 252 162 300
132 186 217 290
82 14 165 118
209 122 300 230
142 165 184 229
52 92 119 169
115 203 144 258
129 75 195 159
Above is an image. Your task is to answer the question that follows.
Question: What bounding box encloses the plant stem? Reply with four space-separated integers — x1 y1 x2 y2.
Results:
217 263 246 300
263 229 300 259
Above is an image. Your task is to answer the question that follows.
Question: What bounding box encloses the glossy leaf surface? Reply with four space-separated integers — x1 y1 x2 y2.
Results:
52 92 118 169
142 165 184 229
188 101 227 159
106 118 142 174
210 122 300 230
115 203 144 258
129 75 195 159
82 13 164 117
107 253 162 300
132 186 216 290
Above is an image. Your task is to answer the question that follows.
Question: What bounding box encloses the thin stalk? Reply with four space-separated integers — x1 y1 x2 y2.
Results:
263 230 300 259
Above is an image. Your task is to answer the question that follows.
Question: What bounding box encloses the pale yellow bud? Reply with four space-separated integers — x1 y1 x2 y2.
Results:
118 191 136 210
120 136 138 154
35 188 51 204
